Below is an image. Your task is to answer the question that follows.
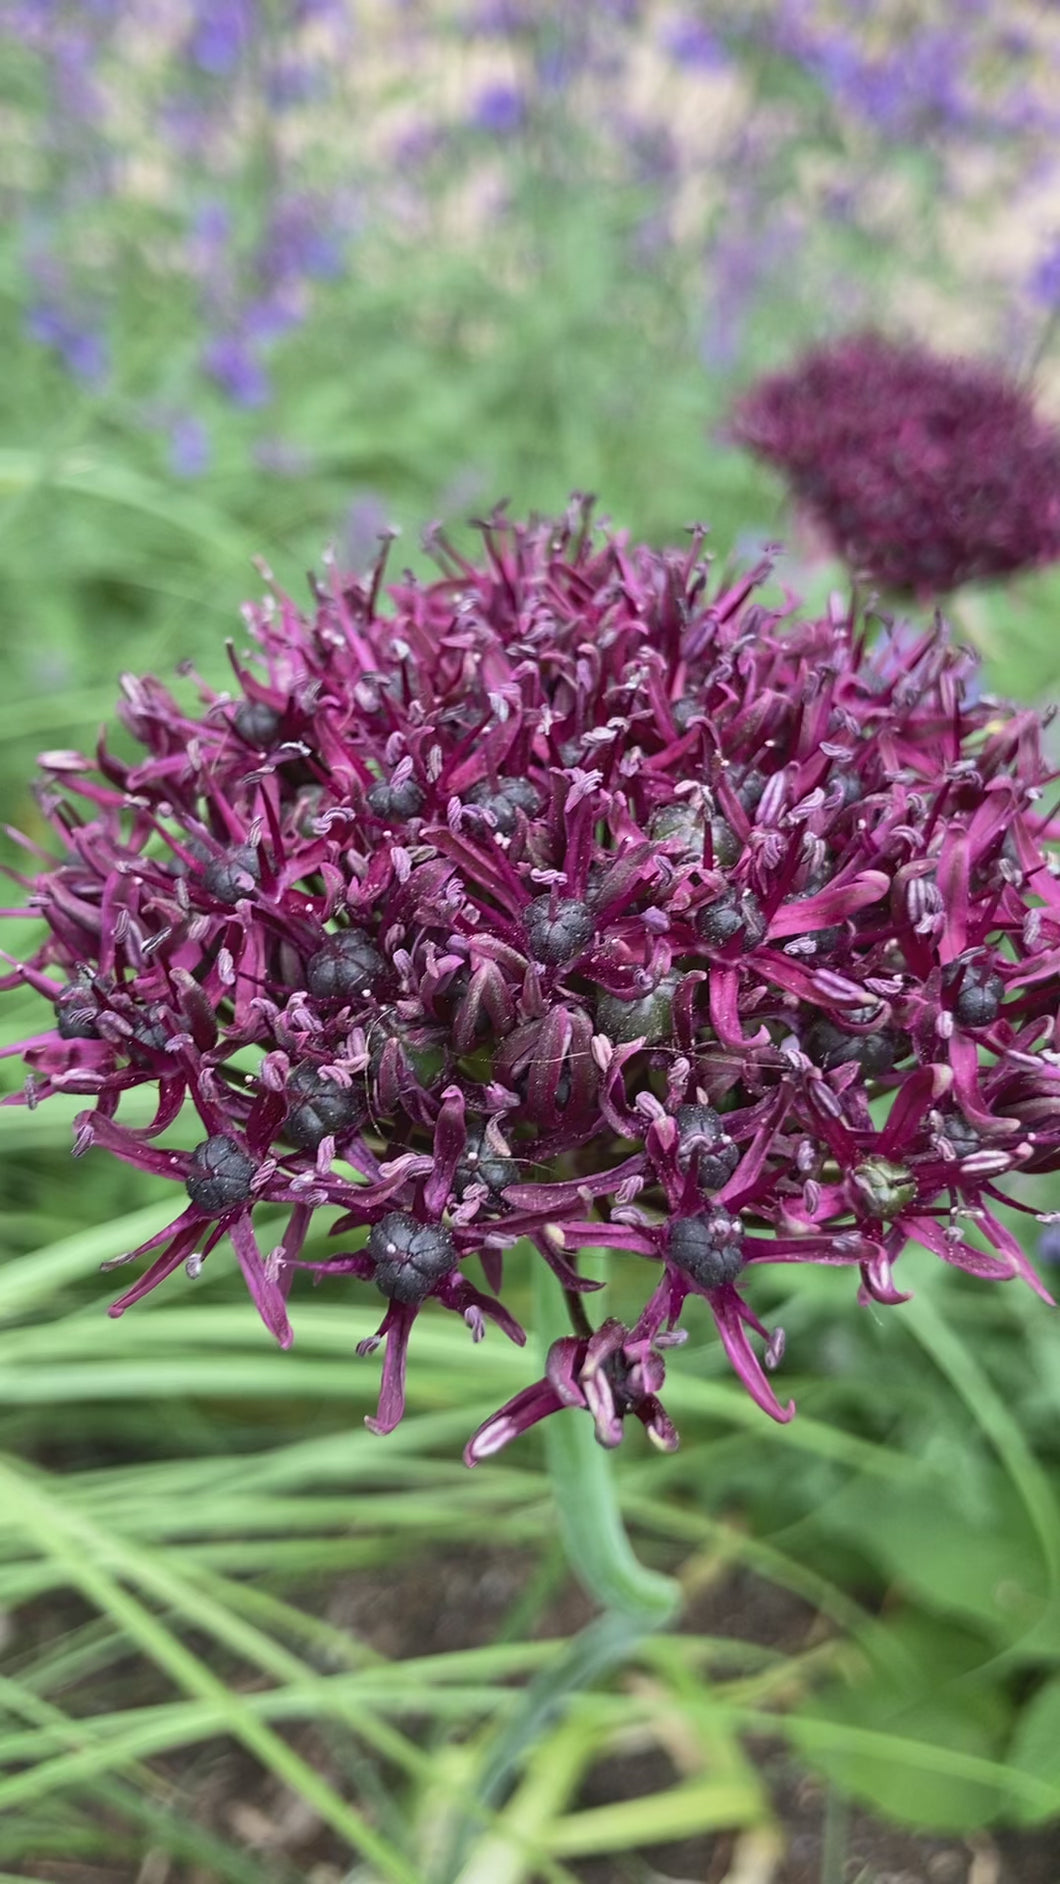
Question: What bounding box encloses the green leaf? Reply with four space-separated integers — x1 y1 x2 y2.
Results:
809 1471 1049 1642
1007 1677 1060 1826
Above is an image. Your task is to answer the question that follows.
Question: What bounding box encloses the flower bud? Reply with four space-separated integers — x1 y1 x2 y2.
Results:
368 1211 455 1304
804 1017 897 1075
202 844 260 905
365 777 424 821
667 1208 744 1290
674 1102 740 1191
285 1063 366 1151
306 928 386 1001
454 1123 519 1199
596 977 676 1046
850 1156 916 1219
524 896 594 965
697 890 765 951
56 985 99 1039
467 776 541 834
649 803 739 866
939 1113 979 1160
186 1135 257 1215
233 700 282 747
945 964 1004 1028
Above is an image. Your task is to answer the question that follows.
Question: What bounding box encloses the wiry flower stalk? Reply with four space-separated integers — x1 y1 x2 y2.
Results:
3 499 1058 1459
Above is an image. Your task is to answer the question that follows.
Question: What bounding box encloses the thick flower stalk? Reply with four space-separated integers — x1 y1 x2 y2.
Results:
729 331 1060 597
2 500 1058 1461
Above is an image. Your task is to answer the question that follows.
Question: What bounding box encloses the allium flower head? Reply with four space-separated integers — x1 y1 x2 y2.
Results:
3 499 1059 1455
729 332 1060 597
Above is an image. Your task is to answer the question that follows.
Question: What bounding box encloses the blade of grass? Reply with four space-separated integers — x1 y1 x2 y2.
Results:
545 1773 765 1858
0 1456 421 1883
0 1201 181 1322
0 450 255 562
453 1713 591 1884
0 1673 277 1884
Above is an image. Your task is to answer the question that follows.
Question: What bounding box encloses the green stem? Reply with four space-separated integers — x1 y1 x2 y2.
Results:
534 1257 681 1628
432 1261 682 1881
819 1784 850 1884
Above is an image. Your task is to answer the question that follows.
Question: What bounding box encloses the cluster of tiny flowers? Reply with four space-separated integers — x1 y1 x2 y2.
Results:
3 501 1059 1462
729 332 1060 598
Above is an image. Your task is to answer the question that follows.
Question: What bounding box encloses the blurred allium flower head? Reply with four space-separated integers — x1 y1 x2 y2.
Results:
4 500 1059 1461
729 331 1060 597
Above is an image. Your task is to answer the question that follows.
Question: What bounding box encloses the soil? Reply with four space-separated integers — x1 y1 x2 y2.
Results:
12 1549 1059 1884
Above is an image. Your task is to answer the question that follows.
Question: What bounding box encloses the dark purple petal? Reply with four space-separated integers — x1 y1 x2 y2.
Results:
464 1379 566 1465
709 1287 796 1424
228 1211 294 1348
363 1299 418 1436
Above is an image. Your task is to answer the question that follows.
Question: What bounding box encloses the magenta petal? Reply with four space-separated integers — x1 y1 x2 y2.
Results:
295 1251 375 1281
635 1396 680 1451
879 1064 950 1157
767 870 888 938
365 1299 417 1436
858 1248 913 1305
108 1223 203 1316
905 1213 1018 1284
77 1109 191 1180
530 1234 606 1291
720 1090 792 1205
710 1287 795 1423
582 1367 623 1447
463 1378 565 1466
708 966 770 1051
480 1246 504 1295
228 1212 294 1348
502 1156 644 1215
977 1207 1056 1304
100 1204 205 1271
544 1335 590 1406
935 834 970 964
143 1077 192 1139
439 1272 526 1345
948 1033 1018 1133
424 1084 467 1215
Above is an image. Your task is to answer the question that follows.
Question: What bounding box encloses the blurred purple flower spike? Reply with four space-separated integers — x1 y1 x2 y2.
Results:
202 332 270 407
471 83 526 135
188 0 255 76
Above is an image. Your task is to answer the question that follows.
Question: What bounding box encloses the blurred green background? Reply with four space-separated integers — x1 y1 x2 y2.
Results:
2 5 1060 1881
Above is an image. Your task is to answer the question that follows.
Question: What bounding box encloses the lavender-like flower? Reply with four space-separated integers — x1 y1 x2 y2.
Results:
729 332 1060 597
3 500 1058 1458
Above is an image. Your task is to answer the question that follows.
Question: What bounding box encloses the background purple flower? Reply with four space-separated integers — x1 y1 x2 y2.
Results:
729 331 1060 595
470 83 526 136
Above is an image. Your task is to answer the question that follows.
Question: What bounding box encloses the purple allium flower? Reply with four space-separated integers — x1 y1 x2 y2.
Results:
729 332 1060 598
3 501 1059 1455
